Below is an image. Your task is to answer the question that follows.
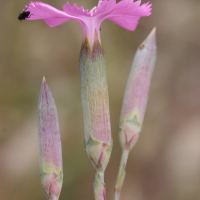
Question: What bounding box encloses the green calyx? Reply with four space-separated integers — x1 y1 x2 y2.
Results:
126 115 141 127
81 34 103 53
118 114 141 150
85 134 113 172
40 169 63 200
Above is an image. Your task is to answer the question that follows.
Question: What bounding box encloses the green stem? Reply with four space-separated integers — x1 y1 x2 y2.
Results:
114 149 130 200
94 171 106 200
98 171 104 183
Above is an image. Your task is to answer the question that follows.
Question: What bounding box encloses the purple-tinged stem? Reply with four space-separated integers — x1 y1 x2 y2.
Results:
114 149 129 200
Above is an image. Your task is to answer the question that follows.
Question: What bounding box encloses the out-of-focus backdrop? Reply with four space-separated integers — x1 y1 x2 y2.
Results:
1 0 200 199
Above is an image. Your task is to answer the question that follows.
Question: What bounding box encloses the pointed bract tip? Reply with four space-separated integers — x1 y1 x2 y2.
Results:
150 27 156 36
139 27 156 51
42 77 47 89
43 76 46 82
148 27 156 39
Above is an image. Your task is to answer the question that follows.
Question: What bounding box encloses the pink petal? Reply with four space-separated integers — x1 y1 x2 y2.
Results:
63 2 101 46
23 0 151 45
106 0 152 31
63 2 90 17
93 0 116 17
62 0 116 46
63 0 116 17
25 1 74 27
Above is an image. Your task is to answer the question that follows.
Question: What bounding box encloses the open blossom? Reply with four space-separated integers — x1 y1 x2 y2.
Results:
24 0 151 47
23 3 152 198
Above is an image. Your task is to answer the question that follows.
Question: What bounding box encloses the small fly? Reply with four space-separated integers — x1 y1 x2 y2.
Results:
18 7 32 21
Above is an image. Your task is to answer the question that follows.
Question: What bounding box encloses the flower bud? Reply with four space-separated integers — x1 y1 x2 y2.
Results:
79 34 113 172
119 28 157 150
38 77 63 200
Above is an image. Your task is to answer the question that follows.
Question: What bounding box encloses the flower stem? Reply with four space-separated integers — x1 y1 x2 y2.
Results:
114 148 130 200
94 171 106 200
98 171 104 183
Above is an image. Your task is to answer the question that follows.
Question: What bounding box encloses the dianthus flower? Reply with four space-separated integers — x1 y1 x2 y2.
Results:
24 0 151 48
22 1 152 199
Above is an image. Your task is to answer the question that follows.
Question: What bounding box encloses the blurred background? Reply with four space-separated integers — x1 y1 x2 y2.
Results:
0 0 200 199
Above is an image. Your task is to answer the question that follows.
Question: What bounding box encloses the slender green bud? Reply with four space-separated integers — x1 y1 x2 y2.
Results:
119 28 157 150
79 32 112 200
38 77 63 200
79 33 112 172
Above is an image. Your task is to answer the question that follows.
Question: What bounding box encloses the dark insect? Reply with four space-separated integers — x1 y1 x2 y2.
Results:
18 8 32 21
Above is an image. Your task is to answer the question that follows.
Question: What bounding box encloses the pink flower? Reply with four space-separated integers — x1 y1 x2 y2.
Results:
24 0 151 47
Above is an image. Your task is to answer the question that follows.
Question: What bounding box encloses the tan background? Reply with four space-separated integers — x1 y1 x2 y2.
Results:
0 0 200 199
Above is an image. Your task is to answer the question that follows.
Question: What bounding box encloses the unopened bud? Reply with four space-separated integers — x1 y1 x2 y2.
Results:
119 28 157 150
38 77 63 200
79 38 113 172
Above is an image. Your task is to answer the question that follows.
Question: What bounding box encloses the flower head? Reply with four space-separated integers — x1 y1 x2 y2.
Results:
23 0 151 48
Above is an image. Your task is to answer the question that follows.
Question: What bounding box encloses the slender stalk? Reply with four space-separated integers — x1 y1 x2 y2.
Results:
98 171 105 183
94 171 106 200
114 149 129 200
